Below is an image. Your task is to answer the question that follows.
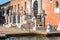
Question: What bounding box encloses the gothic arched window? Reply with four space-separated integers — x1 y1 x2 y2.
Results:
33 1 38 17
50 0 52 1
54 1 59 13
55 1 58 8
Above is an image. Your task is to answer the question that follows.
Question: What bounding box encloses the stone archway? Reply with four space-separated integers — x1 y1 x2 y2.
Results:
33 0 38 17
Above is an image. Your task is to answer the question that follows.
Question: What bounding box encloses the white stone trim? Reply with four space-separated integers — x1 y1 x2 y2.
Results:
32 0 41 15
50 0 53 3
54 7 59 13
11 15 13 24
27 0 31 15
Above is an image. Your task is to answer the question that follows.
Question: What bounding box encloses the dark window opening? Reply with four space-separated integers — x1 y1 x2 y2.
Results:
18 14 20 23
50 0 52 1
33 1 38 18
7 9 9 15
0 13 5 24
3 10 4 15
55 1 58 8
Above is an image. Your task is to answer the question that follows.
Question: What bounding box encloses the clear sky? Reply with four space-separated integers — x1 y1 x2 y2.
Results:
0 0 10 5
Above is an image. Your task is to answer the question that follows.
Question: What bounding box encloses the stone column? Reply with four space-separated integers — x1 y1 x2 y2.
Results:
34 0 42 15
20 11 22 28
19 15 21 28
30 0 32 15
13 5 16 13
8 10 11 24
6 15 8 24
4 8 8 24
28 0 32 16
11 11 13 24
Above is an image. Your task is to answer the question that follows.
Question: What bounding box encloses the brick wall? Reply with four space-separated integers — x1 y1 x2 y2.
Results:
42 0 60 28
1 0 60 28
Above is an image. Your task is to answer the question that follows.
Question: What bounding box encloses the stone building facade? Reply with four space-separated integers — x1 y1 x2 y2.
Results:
43 0 60 29
0 0 60 29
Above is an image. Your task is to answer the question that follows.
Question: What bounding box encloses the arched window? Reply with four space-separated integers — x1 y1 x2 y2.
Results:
50 0 52 1
54 1 59 13
55 1 58 8
33 0 38 17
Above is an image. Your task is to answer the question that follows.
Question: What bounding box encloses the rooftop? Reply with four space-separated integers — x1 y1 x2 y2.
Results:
0 1 10 7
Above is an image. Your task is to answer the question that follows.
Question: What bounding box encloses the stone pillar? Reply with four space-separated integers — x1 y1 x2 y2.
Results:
6 15 8 24
19 15 21 28
13 5 16 13
11 11 13 24
8 10 11 24
28 0 32 16
4 8 8 24
11 15 13 24
30 0 32 15
38 0 41 15
7 10 12 27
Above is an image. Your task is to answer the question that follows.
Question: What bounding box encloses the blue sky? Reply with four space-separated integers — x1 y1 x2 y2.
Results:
0 0 10 5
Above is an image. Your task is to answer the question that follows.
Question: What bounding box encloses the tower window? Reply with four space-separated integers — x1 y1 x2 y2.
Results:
55 1 58 8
